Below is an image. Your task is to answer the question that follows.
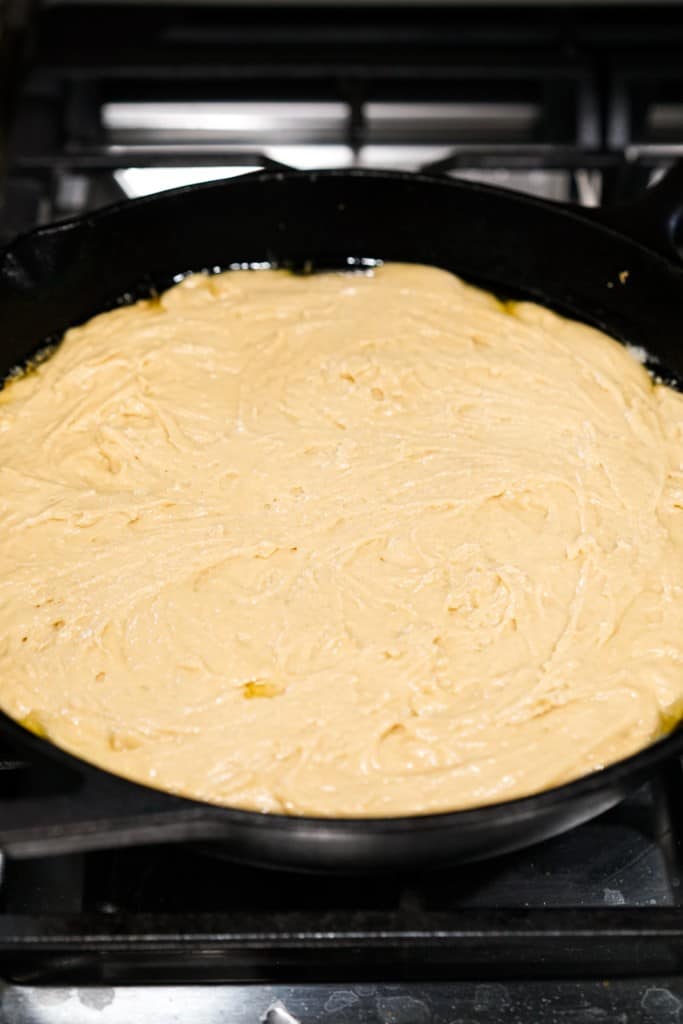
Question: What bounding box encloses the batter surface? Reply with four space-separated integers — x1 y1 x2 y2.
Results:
2 263 683 817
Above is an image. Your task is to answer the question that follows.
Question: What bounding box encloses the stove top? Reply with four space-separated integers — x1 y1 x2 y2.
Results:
4 980 683 1024
2 767 683 1020
2 4 683 1020
2 1 683 242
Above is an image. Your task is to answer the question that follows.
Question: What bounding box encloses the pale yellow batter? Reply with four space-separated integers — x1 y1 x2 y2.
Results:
2 263 683 817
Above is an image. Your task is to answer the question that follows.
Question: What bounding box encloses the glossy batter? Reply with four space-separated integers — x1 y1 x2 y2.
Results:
2 263 683 817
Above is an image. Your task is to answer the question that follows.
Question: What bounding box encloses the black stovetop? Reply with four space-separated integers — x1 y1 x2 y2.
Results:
3 1 683 241
1 762 683 1022
1 761 683 979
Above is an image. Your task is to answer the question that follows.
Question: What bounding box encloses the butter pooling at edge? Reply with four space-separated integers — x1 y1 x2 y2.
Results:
1 263 683 817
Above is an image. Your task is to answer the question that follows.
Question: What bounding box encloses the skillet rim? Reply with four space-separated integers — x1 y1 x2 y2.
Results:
1 166 683 835
3 165 683 279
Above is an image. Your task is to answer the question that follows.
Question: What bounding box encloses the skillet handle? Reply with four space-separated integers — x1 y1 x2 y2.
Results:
586 161 683 264
0 757 222 859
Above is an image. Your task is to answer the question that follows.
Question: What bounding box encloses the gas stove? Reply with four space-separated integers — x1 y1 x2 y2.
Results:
3 1 683 241
2 767 683 1021
2 4 683 1022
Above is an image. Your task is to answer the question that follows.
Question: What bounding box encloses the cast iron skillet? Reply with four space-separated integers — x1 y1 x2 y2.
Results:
0 165 683 873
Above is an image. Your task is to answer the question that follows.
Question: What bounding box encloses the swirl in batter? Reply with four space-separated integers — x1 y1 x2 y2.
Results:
1 263 683 816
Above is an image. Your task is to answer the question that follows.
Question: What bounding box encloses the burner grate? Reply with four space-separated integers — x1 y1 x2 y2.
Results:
0 764 682 984
3 4 683 241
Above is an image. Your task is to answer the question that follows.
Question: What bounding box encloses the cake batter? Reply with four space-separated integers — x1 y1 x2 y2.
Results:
1 263 682 816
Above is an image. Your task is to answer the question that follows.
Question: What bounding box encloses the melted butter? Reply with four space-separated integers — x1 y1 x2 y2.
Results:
1 263 683 817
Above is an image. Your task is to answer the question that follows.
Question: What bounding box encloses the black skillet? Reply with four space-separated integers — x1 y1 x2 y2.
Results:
0 165 683 873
